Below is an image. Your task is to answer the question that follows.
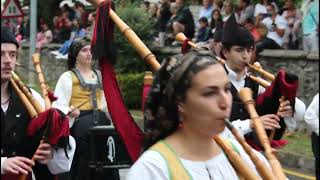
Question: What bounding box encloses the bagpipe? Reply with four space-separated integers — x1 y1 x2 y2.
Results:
2 53 70 180
176 32 299 143
82 0 290 179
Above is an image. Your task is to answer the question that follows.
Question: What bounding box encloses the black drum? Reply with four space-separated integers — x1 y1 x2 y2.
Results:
88 125 132 169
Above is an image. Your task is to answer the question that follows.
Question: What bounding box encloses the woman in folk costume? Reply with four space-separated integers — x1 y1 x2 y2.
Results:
1 26 75 180
219 14 306 150
52 36 112 180
127 50 271 179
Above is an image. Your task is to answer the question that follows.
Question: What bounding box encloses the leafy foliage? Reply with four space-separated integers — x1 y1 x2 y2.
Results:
114 2 156 73
117 73 145 109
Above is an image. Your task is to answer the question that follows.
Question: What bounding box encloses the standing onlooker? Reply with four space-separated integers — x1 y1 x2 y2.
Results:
198 0 214 23
256 3 287 53
301 0 319 53
196 17 210 43
172 0 195 39
236 0 255 25
221 0 234 22
304 93 319 180
282 0 302 49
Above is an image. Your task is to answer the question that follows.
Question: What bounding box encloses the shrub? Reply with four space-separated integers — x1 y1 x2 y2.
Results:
114 2 156 73
116 73 145 109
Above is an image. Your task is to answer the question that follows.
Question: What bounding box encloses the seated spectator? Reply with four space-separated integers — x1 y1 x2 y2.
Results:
254 0 269 19
172 0 195 39
156 0 172 46
141 0 150 11
54 10 72 43
221 0 234 22
86 12 96 38
210 28 223 57
256 3 287 53
59 0 76 21
74 1 89 27
36 22 53 51
198 0 214 23
196 17 210 43
236 0 255 25
282 0 302 49
301 0 319 53
52 18 87 58
244 18 261 42
209 9 223 36
165 2 179 44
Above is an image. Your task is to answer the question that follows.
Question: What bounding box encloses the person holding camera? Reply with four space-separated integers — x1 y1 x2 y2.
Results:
256 2 287 54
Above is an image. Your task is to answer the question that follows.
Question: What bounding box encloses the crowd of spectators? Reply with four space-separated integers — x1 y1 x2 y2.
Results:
1 0 96 56
2 0 318 54
146 0 318 53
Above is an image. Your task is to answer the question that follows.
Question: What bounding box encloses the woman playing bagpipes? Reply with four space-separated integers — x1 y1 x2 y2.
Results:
52 36 112 180
127 50 271 179
1 27 76 180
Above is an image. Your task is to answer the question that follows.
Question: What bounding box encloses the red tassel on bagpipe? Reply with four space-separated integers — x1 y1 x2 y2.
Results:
246 70 298 150
181 38 191 54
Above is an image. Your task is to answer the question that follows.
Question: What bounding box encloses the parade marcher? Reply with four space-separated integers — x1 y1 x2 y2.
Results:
127 50 271 179
220 14 306 149
52 36 113 180
304 93 319 180
1 26 76 180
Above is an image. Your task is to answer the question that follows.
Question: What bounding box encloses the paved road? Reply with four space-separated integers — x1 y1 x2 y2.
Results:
119 167 316 180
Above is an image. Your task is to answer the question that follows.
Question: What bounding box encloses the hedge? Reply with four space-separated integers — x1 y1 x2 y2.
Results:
116 72 145 109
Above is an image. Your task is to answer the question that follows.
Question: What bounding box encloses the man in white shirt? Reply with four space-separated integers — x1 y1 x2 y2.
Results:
304 93 319 180
1 26 75 180
256 2 287 53
220 14 305 150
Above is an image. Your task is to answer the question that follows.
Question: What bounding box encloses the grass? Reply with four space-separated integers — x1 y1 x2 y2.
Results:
281 132 313 158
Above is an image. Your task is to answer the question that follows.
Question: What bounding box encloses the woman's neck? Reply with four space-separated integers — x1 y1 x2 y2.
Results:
166 126 221 161
76 64 91 73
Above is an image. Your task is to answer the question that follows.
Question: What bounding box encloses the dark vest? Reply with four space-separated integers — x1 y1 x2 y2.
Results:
1 84 54 180
224 67 259 121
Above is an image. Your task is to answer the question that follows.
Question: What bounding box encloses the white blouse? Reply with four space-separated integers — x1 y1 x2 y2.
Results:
126 139 270 180
52 71 111 127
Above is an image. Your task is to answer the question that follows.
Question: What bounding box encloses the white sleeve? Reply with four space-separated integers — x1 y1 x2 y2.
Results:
100 90 112 122
1 157 7 174
276 16 287 30
304 94 319 135
126 151 169 180
51 72 74 127
231 119 252 136
284 98 306 131
47 136 76 174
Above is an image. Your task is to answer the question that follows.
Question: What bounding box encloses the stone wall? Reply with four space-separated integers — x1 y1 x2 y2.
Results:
17 44 319 105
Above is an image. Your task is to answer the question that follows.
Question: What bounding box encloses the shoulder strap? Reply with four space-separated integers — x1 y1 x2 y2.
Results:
150 141 192 180
71 68 87 88
93 70 102 89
